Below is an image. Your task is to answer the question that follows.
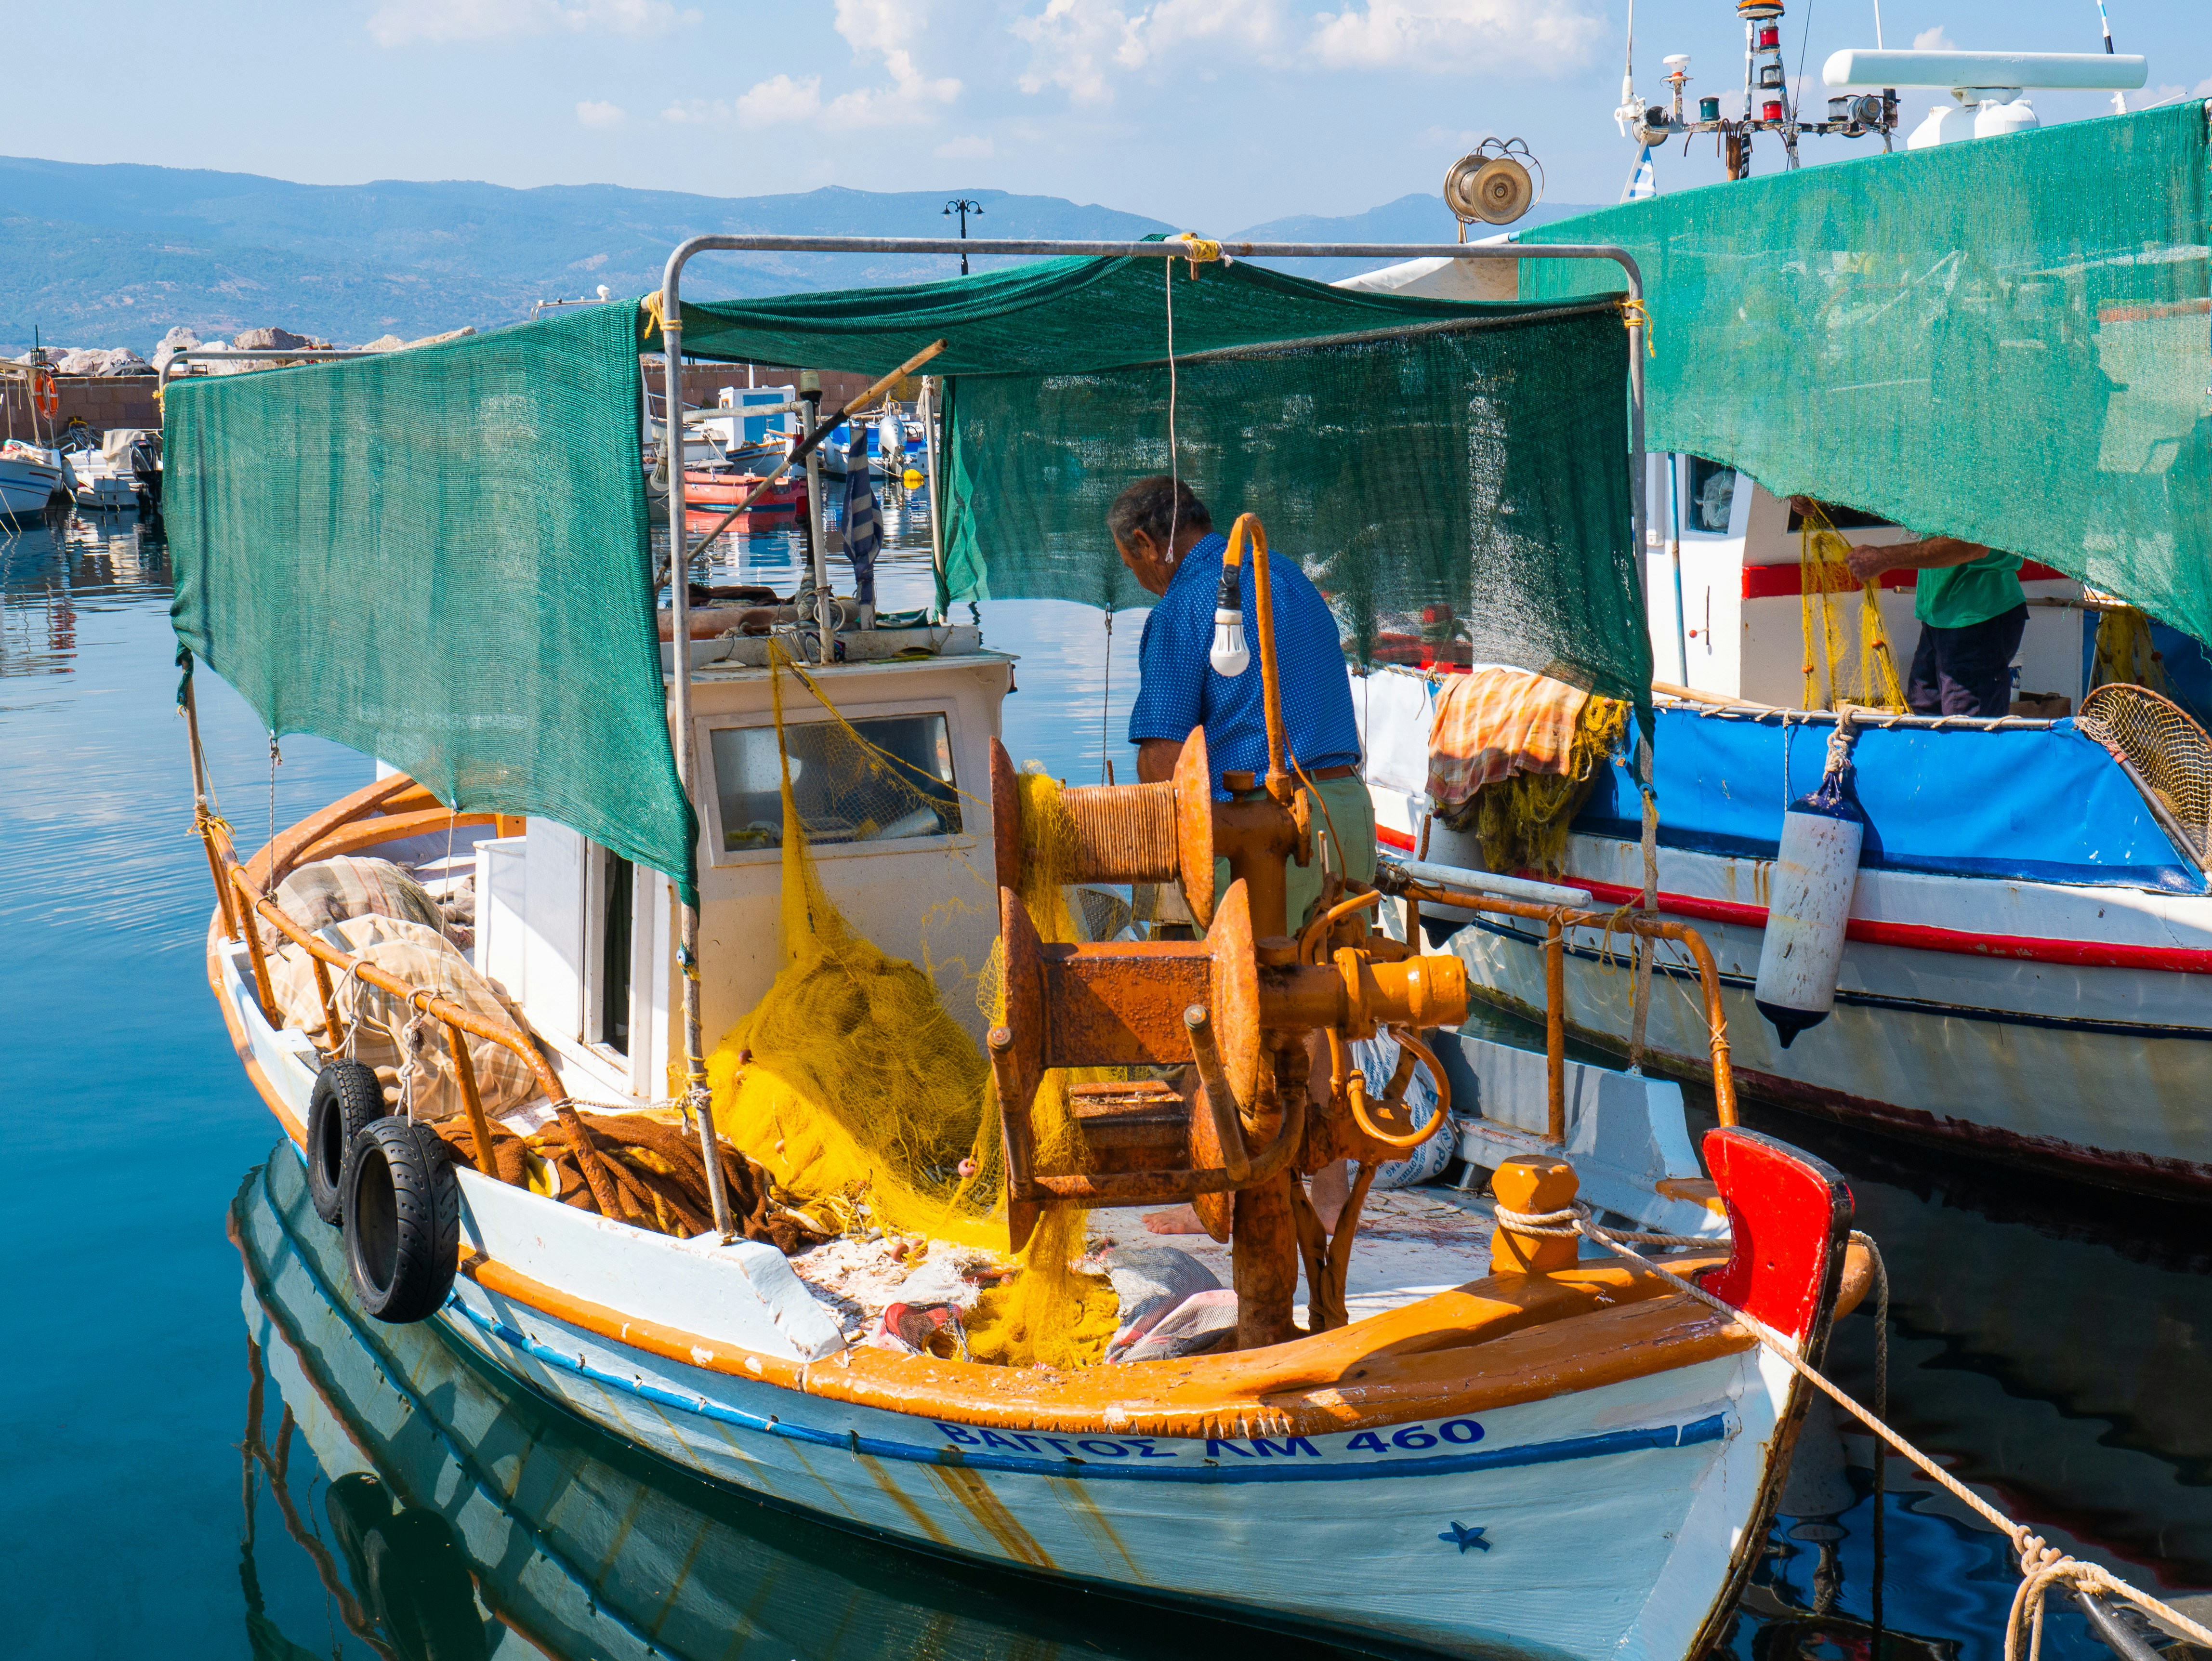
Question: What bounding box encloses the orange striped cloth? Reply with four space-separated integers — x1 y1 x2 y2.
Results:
1424 667 1589 810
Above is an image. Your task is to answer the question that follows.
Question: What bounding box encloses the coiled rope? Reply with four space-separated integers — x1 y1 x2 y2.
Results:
1493 1201 2212 1661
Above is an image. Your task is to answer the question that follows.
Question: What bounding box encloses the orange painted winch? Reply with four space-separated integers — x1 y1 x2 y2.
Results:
986 513 1474 1348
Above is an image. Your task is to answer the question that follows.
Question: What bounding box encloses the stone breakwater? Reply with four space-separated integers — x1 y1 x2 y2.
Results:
5 323 479 438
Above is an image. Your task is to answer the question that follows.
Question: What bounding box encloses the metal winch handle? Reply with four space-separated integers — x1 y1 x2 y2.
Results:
1338 1024 1452 1150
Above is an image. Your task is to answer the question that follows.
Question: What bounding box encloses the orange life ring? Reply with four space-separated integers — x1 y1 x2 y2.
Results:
31 374 58 419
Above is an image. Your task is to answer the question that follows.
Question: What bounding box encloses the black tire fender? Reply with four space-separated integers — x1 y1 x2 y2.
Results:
342 1118 461 1323
307 1060 385 1226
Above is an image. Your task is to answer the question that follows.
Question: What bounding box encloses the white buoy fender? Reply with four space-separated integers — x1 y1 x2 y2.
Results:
1754 740 1865 1049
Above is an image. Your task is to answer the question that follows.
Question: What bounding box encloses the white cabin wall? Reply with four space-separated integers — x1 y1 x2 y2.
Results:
522 818 586 1045
474 835 529 1004
634 865 672 1099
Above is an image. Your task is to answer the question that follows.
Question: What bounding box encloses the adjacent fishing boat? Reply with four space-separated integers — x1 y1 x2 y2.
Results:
1353 86 2212 1199
171 231 1875 1656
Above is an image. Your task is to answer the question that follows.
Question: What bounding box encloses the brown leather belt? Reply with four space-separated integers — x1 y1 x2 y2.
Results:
1308 765 1359 781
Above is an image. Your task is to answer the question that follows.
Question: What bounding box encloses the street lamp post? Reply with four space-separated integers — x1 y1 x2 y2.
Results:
942 198 983 275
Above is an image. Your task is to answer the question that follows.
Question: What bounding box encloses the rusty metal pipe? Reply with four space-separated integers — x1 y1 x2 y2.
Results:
1229 514 1295 805
1545 920 1566 1144
1396 877 1738 1128
446 1020 503 1178
1184 1005 1251 1182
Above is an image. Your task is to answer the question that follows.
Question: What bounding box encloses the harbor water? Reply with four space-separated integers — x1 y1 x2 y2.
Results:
5 501 2209 1659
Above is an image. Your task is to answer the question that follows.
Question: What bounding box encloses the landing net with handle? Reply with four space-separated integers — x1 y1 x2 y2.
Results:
2075 682 2212 860
703 643 1118 1368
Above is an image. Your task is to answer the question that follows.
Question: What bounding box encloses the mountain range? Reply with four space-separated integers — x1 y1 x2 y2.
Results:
0 154 1593 356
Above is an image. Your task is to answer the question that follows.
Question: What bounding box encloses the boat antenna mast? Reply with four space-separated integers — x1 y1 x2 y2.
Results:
1628 0 1897 185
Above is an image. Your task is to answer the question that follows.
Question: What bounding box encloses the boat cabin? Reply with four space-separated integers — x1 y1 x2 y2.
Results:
474 635 1013 1107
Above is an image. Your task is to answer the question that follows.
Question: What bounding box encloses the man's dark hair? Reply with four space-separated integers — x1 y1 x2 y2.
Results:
1107 476 1211 550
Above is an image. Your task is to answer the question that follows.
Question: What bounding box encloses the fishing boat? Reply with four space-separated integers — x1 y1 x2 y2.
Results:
0 360 70 519
0 441 67 519
173 232 1875 1656
1349 48 2212 1198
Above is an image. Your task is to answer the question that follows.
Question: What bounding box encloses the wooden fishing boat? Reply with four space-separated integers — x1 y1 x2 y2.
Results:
174 231 1876 1656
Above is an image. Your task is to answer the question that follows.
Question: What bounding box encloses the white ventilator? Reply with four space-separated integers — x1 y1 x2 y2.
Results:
1754 722 1866 1048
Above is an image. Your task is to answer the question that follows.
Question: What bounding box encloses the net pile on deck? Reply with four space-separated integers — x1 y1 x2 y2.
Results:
703 646 1118 1368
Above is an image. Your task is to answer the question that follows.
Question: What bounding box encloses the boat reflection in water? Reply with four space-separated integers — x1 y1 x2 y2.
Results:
231 1147 1374 1661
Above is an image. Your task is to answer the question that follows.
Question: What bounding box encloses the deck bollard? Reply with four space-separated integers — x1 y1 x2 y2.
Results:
1490 1156 1580 1275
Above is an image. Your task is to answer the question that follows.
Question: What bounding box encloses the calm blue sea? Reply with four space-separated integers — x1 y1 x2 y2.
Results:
3 503 2206 1660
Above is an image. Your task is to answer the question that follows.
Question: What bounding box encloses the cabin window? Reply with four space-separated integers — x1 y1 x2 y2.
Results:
1686 457 1737 533
709 712 961 852
598 849 632 1056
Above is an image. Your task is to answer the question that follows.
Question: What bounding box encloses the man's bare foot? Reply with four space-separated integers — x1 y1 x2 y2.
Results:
1309 1160 1352 1232
1142 1205 1209 1235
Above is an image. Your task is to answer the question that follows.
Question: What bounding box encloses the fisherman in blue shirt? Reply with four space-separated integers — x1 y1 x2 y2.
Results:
1112 475 1375 927
1111 476 1374 1233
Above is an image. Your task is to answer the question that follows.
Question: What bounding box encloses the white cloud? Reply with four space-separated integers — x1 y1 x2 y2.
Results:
1013 0 1286 102
739 73 823 126
935 133 995 158
1014 0 1591 98
575 99 627 128
1912 25 1956 51
1308 0 1601 72
691 1 959 132
368 0 694 47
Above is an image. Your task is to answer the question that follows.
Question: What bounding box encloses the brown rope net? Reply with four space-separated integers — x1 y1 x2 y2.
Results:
2076 683 2212 859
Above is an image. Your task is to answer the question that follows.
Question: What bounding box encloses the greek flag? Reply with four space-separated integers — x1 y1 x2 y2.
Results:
1622 145 1658 202
843 426 882 605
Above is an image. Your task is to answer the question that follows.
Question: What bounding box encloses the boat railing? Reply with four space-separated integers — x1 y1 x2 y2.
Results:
197 780 548 1187
1375 862 1739 1138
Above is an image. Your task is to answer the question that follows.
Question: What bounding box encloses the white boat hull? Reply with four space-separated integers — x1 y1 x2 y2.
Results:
0 454 65 517
1444 831 2212 1195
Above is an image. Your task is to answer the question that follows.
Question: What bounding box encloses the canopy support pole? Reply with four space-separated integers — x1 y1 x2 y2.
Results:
659 317 738 1242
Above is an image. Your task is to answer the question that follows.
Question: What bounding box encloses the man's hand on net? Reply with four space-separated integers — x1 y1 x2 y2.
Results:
1844 544 1892 585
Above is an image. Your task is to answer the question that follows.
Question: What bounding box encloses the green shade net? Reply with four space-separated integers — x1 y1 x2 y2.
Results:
668 254 1650 708
1518 103 2212 645
168 303 700 902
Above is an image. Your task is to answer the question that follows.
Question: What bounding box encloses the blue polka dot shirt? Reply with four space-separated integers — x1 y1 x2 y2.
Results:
1127 530 1363 792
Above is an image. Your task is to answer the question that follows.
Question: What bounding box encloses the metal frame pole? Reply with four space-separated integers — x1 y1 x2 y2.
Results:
642 232 1646 1239
656 301 738 1240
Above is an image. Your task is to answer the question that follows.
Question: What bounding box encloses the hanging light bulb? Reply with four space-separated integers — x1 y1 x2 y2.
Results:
1210 554 1249 677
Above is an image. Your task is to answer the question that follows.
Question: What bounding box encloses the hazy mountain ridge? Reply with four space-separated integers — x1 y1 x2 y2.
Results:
0 155 1594 354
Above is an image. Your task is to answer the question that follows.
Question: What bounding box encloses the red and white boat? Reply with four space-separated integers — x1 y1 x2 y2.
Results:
1360 464 2212 1198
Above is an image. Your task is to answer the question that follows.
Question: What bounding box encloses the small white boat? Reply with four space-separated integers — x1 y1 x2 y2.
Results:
0 443 66 519
62 442 138 512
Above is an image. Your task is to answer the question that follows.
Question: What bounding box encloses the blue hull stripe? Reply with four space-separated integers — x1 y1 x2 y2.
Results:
447 1294 1730 1485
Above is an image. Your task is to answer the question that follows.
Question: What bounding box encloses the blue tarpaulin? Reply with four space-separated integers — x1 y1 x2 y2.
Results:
1575 707 2201 894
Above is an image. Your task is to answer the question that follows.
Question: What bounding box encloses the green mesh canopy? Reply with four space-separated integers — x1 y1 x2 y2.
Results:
168 303 698 901
671 255 1649 705
1518 103 2212 645
171 251 1650 898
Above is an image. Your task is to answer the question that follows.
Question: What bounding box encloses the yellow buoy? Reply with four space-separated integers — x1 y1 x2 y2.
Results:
902 468 924 489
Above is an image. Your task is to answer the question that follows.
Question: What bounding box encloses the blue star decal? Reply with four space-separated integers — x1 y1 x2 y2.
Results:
1438 1521 1490 1554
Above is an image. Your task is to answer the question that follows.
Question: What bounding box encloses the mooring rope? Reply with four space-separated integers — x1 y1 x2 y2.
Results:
1492 1200 2212 1661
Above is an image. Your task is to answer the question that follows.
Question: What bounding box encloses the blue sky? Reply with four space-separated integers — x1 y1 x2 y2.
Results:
5 0 2206 223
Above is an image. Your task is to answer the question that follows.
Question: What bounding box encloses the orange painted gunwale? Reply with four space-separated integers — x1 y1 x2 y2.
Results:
213 911 1869 1436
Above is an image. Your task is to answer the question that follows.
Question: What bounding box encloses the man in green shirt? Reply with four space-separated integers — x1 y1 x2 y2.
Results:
1846 534 2026 717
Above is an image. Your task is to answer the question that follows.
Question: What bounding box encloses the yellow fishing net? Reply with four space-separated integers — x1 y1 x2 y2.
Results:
1799 501 1908 713
705 646 1113 1368
2091 604 2172 699
1471 693 1631 875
